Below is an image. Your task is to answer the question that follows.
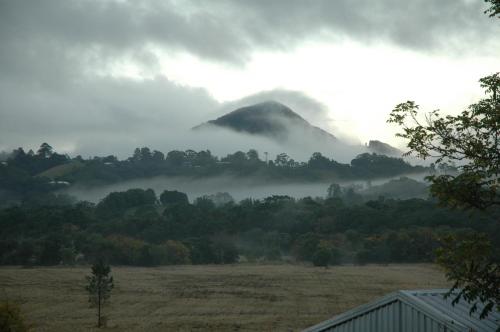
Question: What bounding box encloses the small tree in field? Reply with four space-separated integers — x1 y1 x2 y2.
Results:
85 260 114 328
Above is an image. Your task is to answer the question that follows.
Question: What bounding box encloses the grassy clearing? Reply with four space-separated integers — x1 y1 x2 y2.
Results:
36 161 83 179
0 264 448 331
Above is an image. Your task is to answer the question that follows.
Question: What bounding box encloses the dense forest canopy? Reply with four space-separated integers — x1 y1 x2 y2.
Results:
1 181 497 268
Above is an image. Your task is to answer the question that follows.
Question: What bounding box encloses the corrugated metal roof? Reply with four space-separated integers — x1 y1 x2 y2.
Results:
405 289 500 332
304 289 500 332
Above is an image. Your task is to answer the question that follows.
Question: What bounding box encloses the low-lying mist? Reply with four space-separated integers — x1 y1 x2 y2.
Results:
190 120 368 164
64 173 429 204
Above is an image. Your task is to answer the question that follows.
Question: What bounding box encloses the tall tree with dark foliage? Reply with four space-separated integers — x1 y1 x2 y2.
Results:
388 71 499 322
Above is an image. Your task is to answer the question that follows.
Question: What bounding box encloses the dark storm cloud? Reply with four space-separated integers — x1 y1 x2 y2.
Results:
229 0 499 54
1 0 497 86
1 0 497 72
0 0 249 71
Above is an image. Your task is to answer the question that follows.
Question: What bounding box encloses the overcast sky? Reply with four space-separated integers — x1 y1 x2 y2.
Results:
1 0 499 160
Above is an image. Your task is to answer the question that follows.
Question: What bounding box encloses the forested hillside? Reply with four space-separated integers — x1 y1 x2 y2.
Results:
0 143 430 203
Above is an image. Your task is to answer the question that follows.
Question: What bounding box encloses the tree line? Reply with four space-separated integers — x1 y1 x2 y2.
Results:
0 143 431 204
0 186 497 268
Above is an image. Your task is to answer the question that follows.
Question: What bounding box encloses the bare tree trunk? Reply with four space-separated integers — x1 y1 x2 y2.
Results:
97 284 101 327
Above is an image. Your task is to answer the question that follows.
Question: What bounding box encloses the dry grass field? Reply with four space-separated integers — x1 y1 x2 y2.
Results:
0 264 449 331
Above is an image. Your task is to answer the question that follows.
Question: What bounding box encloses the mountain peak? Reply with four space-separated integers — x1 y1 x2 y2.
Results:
367 140 402 156
194 101 335 142
218 100 304 121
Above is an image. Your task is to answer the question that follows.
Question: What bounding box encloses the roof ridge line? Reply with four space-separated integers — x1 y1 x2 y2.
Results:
398 291 469 331
303 290 471 332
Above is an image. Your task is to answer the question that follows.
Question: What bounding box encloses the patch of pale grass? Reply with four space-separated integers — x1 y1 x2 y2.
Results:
0 264 448 331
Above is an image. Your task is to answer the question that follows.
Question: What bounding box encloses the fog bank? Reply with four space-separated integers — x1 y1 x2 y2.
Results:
64 173 429 204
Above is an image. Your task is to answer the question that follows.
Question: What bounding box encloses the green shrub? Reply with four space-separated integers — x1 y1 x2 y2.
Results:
0 301 30 332
312 248 332 267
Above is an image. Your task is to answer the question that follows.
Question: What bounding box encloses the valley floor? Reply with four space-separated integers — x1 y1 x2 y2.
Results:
0 264 448 331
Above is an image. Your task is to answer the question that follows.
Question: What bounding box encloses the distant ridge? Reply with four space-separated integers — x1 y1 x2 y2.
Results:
194 101 336 142
367 140 402 156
